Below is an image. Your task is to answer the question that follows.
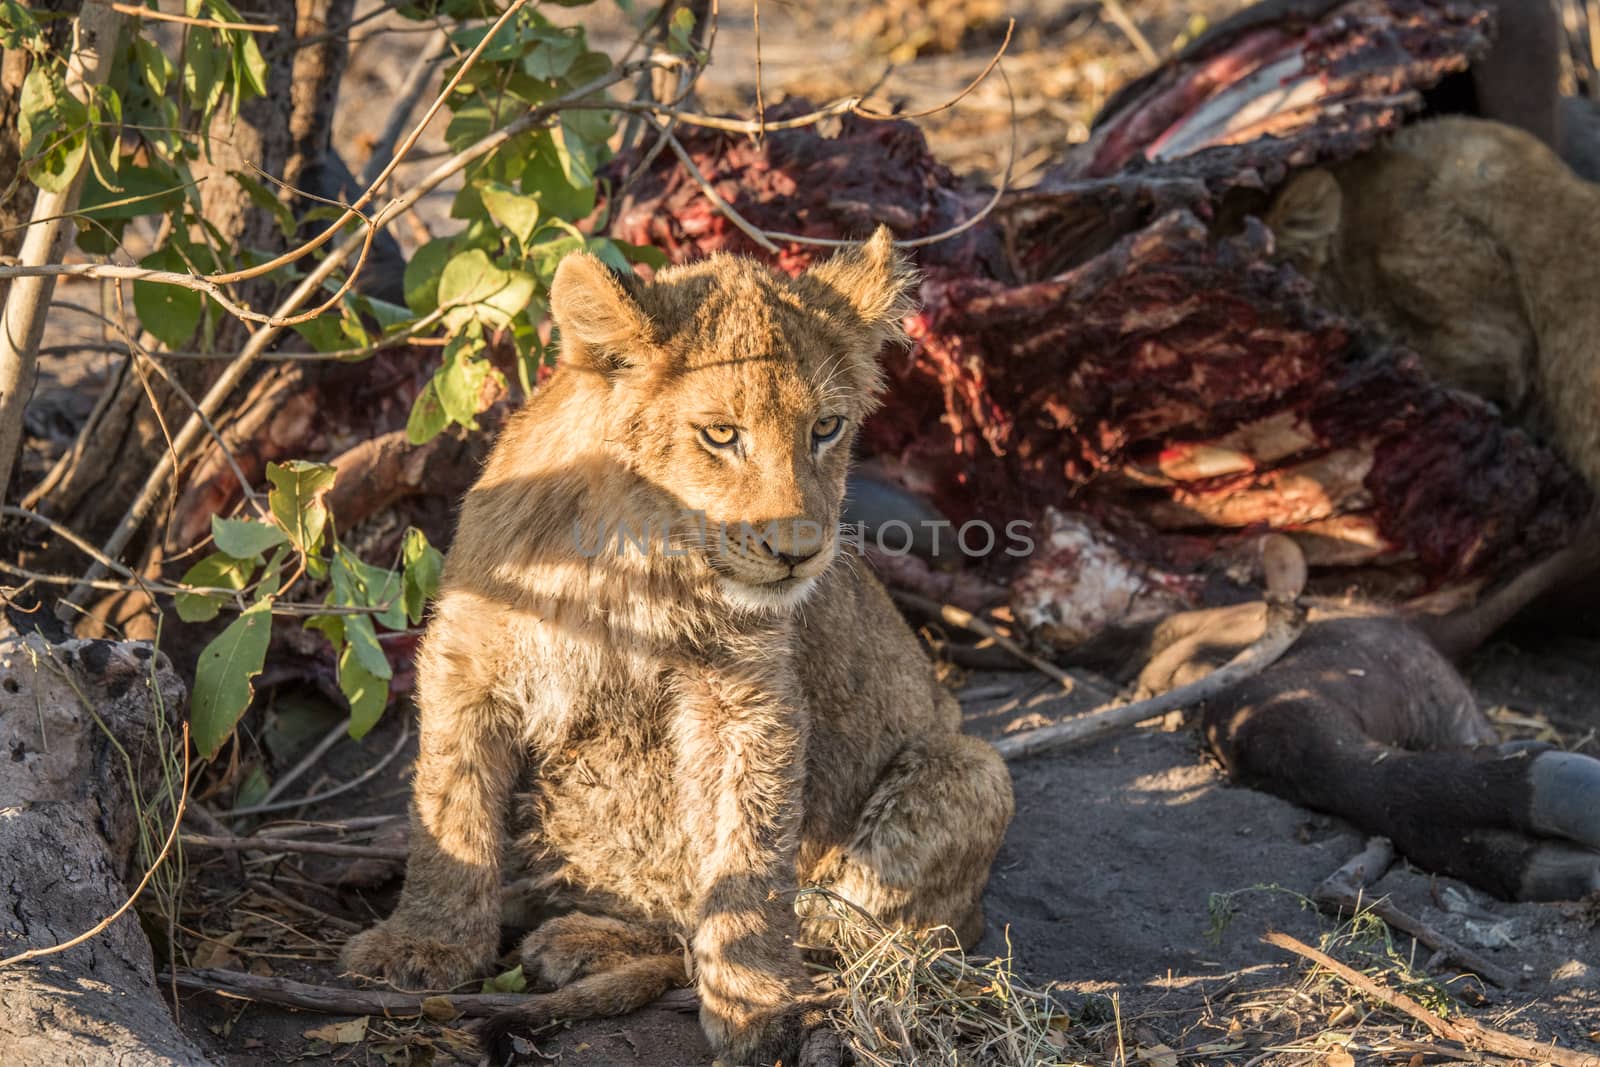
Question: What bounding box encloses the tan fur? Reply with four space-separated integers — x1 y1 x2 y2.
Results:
1265 116 1600 490
341 228 1014 1065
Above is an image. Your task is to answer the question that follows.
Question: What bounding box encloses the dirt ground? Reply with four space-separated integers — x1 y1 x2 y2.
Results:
20 0 1600 1062
170 629 1600 1066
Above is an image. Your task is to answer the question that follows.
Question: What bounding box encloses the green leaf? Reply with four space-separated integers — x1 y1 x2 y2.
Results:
519 129 596 221
19 64 88 193
477 181 541 245
290 314 348 354
233 171 297 238
611 239 669 270
191 598 274 759
342 612 393 682
134 245 204 349
403 237 453 316
332 546 407 630
401 527 443 624
405 379 450 445
668 7 696 54
212 515 288 558
234 764 272 809
338 643 389 739
175 551 256 623
481 965 527 994
434 340 492 429
549 119 597 189
78 162 185 221
437 249 536 330
183 26 229 125
266 460 338 554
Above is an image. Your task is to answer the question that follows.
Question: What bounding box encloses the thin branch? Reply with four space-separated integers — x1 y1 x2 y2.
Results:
761 61 1018 250
108 2 278 32
993 597 1305 761
222 719 411 818
652 118 780 253
1099 0 1158 66
890 590 1075 691
181 831 408 861
359 29 452 189
1265 931 1600 1066
163 966 700 1017
0 0 126 511
855 19 1014 120
0 723 190 968
204 0 537 293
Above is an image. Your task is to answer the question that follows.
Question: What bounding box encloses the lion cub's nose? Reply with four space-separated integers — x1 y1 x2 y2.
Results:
770 547 819 568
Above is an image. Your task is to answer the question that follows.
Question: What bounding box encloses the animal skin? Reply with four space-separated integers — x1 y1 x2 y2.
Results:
340 229 1014 1065
1266 116 1600 491
1135 594 1600 901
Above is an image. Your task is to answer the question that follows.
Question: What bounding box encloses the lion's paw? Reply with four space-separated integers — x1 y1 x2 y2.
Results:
517 912 651 988
341 919 494 990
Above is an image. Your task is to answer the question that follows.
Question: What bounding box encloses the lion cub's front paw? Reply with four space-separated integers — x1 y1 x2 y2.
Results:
341 918 494 990
705 996 833 1067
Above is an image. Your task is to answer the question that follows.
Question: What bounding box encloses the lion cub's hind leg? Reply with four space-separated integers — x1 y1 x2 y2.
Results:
806 734 1014 949
517 911 681 989
480 914 688 1062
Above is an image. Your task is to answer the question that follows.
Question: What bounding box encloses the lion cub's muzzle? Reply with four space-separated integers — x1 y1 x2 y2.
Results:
714 518 838 602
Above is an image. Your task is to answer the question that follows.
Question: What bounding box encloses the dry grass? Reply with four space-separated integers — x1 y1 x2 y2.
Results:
800 888 1104 1066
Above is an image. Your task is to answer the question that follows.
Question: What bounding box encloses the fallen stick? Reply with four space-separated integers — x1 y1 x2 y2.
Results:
1264 931 1600 1067
181 831 408 861
1312 838 1519 991
993 596 1304 759
890 590 1078 691
163 967 699 1019
993 535 1307 761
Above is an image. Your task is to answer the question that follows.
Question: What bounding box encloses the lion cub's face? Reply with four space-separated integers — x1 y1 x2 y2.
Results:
550 228 916 613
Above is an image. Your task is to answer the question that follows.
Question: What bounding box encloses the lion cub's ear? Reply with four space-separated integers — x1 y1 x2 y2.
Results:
805 225 919 350
550 252 656 377
1265 169 1343 274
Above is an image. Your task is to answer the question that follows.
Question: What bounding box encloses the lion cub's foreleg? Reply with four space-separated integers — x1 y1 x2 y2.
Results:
806 734 1014 948
671 664 826 1066
341 670 520 989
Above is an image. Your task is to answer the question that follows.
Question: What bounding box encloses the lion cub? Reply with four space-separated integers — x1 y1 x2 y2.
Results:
1265 116 1600 491
341 228 1015 1064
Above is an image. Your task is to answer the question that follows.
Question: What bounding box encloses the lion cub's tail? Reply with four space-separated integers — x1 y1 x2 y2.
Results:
476 954 688 1063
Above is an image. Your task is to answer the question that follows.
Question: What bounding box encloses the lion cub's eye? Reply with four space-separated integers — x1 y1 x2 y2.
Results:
812 415 844 445
701 424 740 449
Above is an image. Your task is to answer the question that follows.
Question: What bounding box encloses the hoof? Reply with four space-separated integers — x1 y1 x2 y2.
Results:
1529 751 1600 850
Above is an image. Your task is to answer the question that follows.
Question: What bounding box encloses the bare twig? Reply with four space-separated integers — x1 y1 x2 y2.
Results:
1312 838 1519 990
993 597 1305 760
0 723 190 968
890 590 1074 691
108 2 278 31
254 717 349 810
181 830 408 861
651 119 780 253
1099 0 1158 66
1265 931 1600 1066
994 536 1307 760
224 719 411 818
357 28 452 189
162 967 701 1017
0 0 126 510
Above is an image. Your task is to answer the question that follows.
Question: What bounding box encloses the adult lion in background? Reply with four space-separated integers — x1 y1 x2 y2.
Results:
1266 116 1600 493
341 227 1015 1065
